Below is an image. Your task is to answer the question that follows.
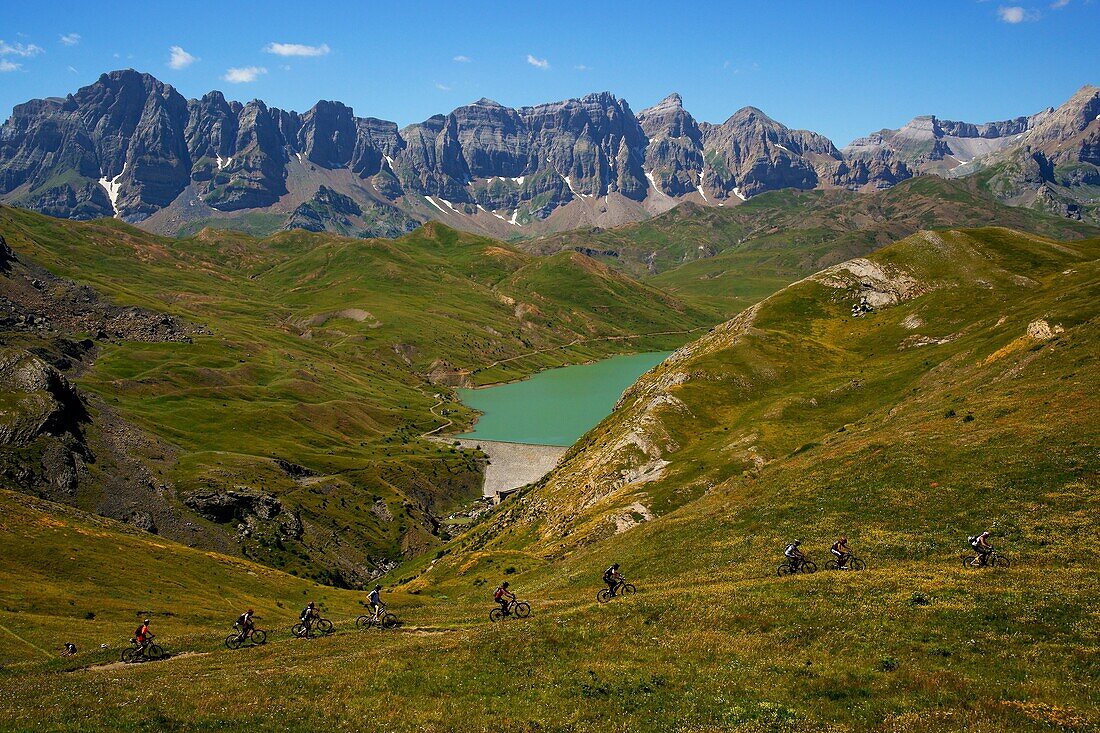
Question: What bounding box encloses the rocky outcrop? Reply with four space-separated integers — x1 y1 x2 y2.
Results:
1 233 205 342
0 348 87 446
844 109 1053 176
285 185 362 232
967 86 1099 223
183 488 303 541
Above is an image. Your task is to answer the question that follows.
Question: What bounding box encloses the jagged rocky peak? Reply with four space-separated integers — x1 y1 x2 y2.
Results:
640 92 685 116
0 70 1094 232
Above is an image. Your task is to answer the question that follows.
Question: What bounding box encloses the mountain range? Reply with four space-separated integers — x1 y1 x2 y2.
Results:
1 71 1096 238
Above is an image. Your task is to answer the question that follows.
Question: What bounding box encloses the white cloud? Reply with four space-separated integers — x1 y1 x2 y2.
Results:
67 65 78 73
0 40 44 57
1050 0 1069 7
453 55 471 63
997 5 1040 22
575 64 590 71
526 54 550 70
0 59 20 72
264 42 330 57
436 83 453 91
168 45 198 69
59 33 81 46
223 66 267 83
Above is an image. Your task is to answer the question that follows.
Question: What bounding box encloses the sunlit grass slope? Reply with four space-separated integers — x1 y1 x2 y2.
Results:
0 227 1095 732
528 177 1100 317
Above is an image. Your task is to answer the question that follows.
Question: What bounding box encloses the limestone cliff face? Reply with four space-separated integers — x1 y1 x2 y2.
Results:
1 72 1094 232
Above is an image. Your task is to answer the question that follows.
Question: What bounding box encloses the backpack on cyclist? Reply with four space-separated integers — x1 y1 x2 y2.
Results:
134 625 144 637
493 587 504 601
602 568 613 582
968 535 978 548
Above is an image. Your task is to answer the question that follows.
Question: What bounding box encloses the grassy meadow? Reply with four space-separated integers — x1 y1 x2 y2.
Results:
1 222 1097 730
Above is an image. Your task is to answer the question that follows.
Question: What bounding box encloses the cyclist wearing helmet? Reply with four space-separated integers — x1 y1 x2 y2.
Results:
784 539 805 571
602 563 622 597
493 581 514 616
831 537 851 570
368 584 384 621
299 601 317 633
134 619 154 652
970 531 993 566
234 609 255 641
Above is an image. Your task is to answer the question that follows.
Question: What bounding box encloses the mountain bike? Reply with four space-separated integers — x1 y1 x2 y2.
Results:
777 557 817 576
597 578 637 603
292 617 334 638
356 608 399 630
225 625 268 650
489 599 531 622
961 550 1010 569
825 556 866 571
121 637 165 663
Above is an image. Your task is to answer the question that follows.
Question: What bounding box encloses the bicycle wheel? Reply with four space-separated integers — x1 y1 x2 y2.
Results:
850 558 866 572
355 615 371 630
381 613 398 629
251 629 267 645
146 644 164 660
225 634 243 651
597 589 611 603
316 618 334 634
621 584 636 597
962 554 976 569
992 555 1010 569
489 608 504 623
825 559 839 571
777 562 792 576
292 623 308 638
801 561 817 574
121 648 135 663
514 602 531 618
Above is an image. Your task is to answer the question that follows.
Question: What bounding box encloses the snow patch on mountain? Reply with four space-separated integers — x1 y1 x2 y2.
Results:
98 164 125 218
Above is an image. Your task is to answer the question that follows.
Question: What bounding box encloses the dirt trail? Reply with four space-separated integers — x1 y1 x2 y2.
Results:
82 650 208 673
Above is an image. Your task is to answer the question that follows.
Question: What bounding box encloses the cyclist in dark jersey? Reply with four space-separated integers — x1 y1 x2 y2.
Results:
602 563 622 596
831 537 851 569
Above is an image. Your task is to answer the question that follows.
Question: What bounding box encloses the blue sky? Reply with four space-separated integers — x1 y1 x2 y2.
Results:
1 0 1096 145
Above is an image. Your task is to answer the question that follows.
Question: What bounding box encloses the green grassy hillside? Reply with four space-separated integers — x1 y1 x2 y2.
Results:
0 207 713 583
527 178 1100 317
1 227 1096 731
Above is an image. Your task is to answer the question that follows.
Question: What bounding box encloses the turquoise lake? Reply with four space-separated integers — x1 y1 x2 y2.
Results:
456 352 671 446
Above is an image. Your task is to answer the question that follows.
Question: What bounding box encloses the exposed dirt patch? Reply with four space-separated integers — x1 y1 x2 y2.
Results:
81 650 207 673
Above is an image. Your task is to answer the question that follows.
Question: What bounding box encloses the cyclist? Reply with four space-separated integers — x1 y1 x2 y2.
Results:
784 539 805 571
969 531 993 567
134 618 154 653
62 642 77 657
368 585 384 621
299 601 317 633
493 581 515 616
602 563 623 597
234 609 255 641
831 536 851 570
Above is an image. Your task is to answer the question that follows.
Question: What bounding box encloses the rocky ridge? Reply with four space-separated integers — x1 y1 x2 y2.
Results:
1 71 1095 236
